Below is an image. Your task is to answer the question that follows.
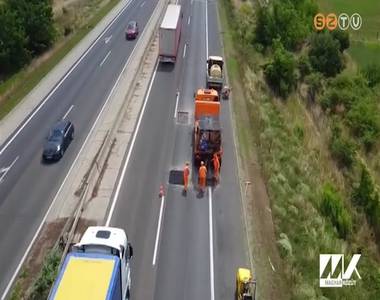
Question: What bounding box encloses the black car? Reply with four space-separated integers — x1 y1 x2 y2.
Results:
126 21 138 40
42 120 74 161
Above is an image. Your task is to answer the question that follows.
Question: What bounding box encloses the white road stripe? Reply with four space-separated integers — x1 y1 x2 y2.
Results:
205 0 209 58
62 105 74 120
0 0 134 157
208 187 215 300
100 50 112 67
140 1 145 7
183 43 187 58
188 16 191 25
152 195 165 265
104 35 112 44
174 91 180 118
105 61 158 226
0 156 19 184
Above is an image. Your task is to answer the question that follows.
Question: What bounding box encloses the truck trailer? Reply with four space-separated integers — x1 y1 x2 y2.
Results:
159 4 182 63
49 226 133 300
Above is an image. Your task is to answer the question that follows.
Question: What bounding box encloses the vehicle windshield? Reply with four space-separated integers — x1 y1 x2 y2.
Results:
127 23 135 30
49 129 63 142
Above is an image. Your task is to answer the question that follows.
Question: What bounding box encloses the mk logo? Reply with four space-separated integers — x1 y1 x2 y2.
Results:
319 254 361 287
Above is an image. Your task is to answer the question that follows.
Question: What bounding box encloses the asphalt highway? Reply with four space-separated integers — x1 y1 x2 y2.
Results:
110 0 249 299
0 0 159 297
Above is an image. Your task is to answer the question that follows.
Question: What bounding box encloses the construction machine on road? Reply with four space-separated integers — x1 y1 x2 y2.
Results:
236 268 257 300
206 56 224 90
193 89 222 169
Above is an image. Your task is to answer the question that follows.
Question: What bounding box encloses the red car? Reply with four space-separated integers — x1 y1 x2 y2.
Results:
126 21 138 40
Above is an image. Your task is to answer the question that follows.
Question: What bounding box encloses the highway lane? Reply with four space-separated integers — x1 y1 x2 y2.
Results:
0 0 159 297
110 0 249 299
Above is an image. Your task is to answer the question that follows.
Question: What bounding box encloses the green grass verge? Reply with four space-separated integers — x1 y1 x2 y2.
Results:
348 41 380 67
0 0 120 120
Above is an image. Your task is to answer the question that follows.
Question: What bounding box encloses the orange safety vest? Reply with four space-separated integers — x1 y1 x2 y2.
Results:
199 165 207 178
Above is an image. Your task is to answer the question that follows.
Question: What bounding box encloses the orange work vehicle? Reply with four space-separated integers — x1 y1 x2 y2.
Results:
193 89 222 168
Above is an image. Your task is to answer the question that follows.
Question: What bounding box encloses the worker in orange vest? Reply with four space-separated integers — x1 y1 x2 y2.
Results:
198 161 207 193
183 162 190 192
213 153 220 183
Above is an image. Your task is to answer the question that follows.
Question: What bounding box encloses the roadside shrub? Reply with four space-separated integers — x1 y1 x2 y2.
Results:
264 41 297 98
362 64 380 88
309 31 343 77
304 72 323 102
352 166 380 234
320 183 352 239
330 133 356 169
331 30 350 52
298 55 312 79
347 98 380 150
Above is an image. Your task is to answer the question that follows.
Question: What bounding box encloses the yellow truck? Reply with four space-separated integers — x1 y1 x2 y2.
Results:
49 227 133 300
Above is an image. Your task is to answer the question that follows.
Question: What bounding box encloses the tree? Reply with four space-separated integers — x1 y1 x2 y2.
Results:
0 5 30 73
309 31 343 77
298 55 312 79
347 98 380 150
331 30 350 52
7 0 56 55
304 72 323 102
264 41 297 98
362 64 380 88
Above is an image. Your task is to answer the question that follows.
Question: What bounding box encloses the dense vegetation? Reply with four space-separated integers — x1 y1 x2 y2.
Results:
220 0 380 298
0 0 55 76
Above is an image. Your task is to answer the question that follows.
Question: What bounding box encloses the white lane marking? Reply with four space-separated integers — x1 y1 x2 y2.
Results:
0 5 142 298
0 0 134 157
140 1 145 7
183 43 187 58
0 156 19 184
62 105 74 120
208 187 215 300
191 0 193 5
205 0 209 57
105 62 158 226
152 195 165 265
104 35 113 44
100 50 112 67
188 16 191 25
174 91 180 118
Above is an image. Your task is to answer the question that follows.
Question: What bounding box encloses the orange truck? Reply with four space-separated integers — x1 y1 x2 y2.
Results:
193 89 222 166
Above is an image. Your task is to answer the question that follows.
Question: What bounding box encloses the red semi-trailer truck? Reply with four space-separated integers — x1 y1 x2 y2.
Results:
159 4 182 63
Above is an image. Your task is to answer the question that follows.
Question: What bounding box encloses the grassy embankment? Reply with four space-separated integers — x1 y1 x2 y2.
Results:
0 0 120 120
219 0 380 299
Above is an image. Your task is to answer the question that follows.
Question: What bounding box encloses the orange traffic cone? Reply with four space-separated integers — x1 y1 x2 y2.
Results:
159 185 165 198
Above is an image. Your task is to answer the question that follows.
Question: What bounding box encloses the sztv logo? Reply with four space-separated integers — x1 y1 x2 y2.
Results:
319 254 361 287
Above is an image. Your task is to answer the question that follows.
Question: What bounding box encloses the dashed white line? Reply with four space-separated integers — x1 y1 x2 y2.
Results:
140 1 145 7
208 187 215 300
174 91 180 118
183 43 187 58
62 105 74 120
188 16 191 25
0 156 19 184
100 50 112 67
104 35 112 44
152 195 165 265
0 0 134 157
105 61 158 226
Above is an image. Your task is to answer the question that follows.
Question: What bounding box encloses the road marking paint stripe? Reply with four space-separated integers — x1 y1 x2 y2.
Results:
62 105 74 120
0 156 19 184
105 61 158 226
152 195 165 265
188 16 191 25
174 91 180 118
140 1 145 7
0 0 134 156
100 50 112 67
208 187 215 300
